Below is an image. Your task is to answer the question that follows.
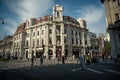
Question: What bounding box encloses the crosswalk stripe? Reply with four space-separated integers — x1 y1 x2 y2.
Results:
71 68 81 72
85 68 104 74
104 69 120 74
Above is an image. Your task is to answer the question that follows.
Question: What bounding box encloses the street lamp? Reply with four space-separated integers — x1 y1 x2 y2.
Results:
0 18 4 24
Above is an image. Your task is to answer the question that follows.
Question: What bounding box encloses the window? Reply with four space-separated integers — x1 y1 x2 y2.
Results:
42 39 44 45
37 39 39 47
72 38 74 44
115 13 119 21
85 40 87 45
49 38 52 44
57 36 61 44
64 29 66 34
79 32 81 37
75 31 77 36
37 31 39 36
64 37 66 43
71 30 73 35
57 12 59 17
80 39 82 45
56 25 60 34
76 39 78 44
49 29 52 34
26 40 28 47
42 30 44 35
33 32 35 37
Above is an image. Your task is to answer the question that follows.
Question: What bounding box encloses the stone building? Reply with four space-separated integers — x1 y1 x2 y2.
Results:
0 35 13 57
100 0 120 59
13 4 90 59
88 32 98 54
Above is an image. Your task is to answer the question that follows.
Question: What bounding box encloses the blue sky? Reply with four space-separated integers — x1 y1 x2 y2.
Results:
0 0 106 40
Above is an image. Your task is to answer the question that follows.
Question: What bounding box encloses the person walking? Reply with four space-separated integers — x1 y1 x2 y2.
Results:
40 53 43 66
31 52 34 67
79 54 85 69
62 55 65 64
86 54 91 65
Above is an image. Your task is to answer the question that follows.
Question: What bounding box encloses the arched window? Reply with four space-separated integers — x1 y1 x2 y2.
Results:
57 12 60 17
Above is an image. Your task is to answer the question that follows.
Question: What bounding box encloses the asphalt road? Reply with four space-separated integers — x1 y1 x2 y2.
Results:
0 60 120 80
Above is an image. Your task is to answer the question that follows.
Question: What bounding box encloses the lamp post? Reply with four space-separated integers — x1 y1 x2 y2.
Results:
0 18 4 24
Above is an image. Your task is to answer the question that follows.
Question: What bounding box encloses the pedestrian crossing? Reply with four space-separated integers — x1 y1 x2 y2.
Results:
71 67 120 75
104 69 120 74
0 61 120 75
85 68 104 74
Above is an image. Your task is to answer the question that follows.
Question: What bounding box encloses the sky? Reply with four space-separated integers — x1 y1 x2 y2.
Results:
0 0 106 40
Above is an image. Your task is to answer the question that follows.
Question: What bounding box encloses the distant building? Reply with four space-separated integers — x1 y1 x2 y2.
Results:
98 33 105 55
100 0 120 59
0 35 13 57
88 32 98 54
12 4 90 59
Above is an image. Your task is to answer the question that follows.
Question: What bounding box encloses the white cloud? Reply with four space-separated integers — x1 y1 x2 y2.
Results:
3 0 54 35
76 5 106 35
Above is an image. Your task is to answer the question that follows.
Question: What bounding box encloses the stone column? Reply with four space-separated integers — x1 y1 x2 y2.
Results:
45 25 49 58
81 29 85 54
61 23 65 56
29 29 33 59
67 25 72 58
52 23 56 59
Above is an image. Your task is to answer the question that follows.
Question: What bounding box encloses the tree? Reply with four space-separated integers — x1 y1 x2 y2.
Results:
103 41 111 55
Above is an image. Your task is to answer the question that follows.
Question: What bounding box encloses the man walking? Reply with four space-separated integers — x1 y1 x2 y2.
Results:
40 53 43 66
31 52 34 67
62 55 65 64
79 54 85 69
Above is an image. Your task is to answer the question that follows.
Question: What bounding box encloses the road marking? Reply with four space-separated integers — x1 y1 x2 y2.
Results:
85 68 104 74
71 68 81 72
104 69 120 74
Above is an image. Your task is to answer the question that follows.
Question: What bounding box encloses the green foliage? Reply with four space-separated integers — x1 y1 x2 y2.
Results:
103 41 111 53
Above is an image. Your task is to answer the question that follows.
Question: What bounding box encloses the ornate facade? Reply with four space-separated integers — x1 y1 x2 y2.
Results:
0 35 13 58
13 5 90 59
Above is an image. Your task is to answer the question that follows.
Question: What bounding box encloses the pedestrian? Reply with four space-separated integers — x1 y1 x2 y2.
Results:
40 53 43 66
62 55 65 64
57 54 60 64
31 52 34 67
86 54 91 65
102 54 105 61
79 54 85 69
34 53 36 61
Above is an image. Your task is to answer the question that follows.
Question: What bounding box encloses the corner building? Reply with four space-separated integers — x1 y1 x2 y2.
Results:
13 5 90 59
100 0 120 59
